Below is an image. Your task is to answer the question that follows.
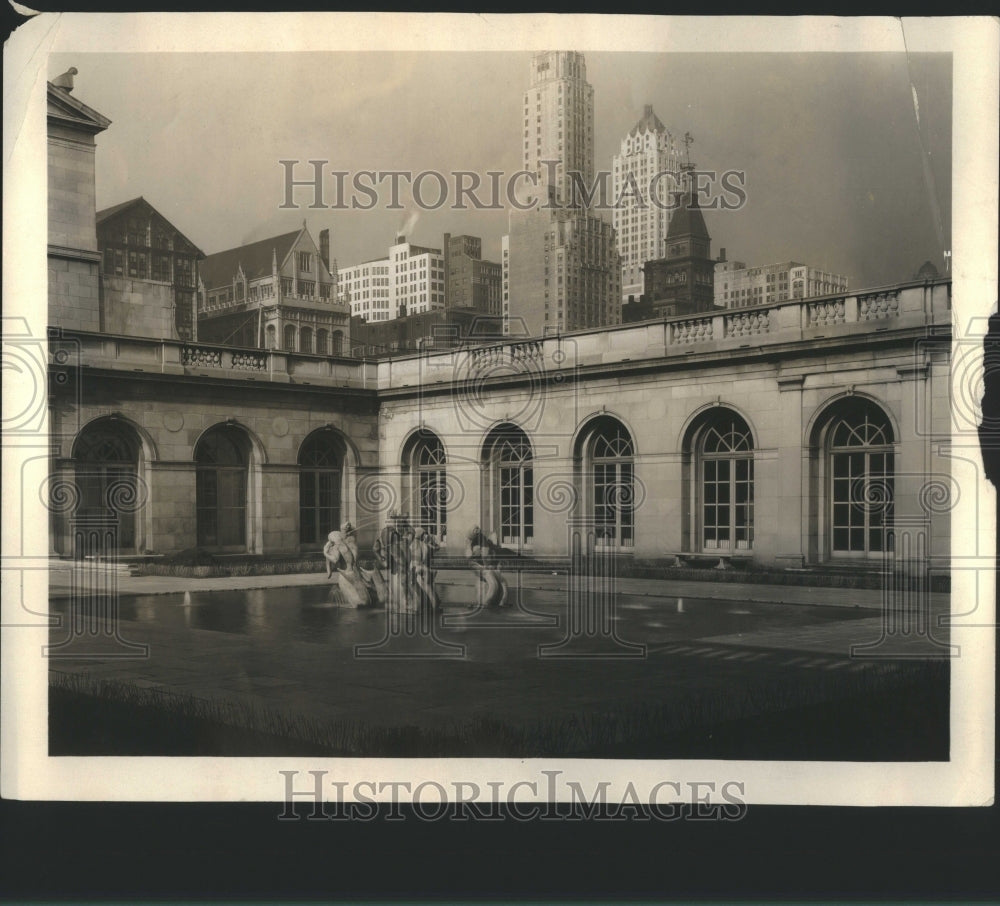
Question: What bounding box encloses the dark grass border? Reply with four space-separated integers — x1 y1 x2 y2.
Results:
50 659 948 758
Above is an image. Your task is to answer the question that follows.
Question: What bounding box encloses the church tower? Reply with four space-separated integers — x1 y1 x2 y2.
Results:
642 157 715 318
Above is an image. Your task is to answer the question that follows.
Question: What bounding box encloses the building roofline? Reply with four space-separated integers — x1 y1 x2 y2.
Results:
95 196 205 258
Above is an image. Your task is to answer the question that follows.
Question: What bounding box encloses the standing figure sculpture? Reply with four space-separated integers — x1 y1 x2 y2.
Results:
378 521 412 613
465 525 507 609
362 533 390 607
409 529 441 614
374 517 442 614
324 522 377 608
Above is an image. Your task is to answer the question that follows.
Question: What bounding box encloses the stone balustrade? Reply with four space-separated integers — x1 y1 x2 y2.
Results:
51 278 950 394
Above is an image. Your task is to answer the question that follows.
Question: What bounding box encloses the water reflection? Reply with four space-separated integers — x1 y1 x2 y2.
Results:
49 584 874 649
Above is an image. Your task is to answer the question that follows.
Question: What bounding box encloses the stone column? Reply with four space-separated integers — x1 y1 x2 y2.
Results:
774 374 807 568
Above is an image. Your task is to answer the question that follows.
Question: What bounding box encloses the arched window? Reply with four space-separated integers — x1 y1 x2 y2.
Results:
315 328 329 356
577 417 635 548
283 324 297 352
195 425 249 550
700 416 754 551
827 400 894 556
298 430 344 545
73 420 140 552
331 330 344 356
265 324 277 349
686 410 754 553
403 432 447 543
299 326 313 354
484 424 533 550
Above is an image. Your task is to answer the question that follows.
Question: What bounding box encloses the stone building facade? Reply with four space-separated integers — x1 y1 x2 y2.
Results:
45 75 954 579
48 279 952 576
47 74 111 334
96 197 204 341
506 207 621 336
198 224 350 355
443 234 502 315
642 174 717 317
715 257 850 308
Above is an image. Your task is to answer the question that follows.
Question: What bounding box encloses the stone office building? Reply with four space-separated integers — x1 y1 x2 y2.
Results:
198 224 350 355
443 233 502 316
45 74 954 581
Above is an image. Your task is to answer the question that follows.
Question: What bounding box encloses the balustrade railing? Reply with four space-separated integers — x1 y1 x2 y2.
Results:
725 309 771 338
858 290 900 321
807 298 846 327
62 279 946 392
180 345 264 372
180 345 222 367
671 317 714 345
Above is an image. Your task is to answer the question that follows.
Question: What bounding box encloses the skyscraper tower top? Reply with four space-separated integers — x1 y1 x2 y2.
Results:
522 50 595 208
529 49 587 85
612 104 683 304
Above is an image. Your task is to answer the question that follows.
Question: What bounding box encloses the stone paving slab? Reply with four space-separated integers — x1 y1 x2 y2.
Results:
703 615 951 657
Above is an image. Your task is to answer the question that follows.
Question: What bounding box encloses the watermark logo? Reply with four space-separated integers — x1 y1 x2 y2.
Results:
278 161 748 213
277 769 747 822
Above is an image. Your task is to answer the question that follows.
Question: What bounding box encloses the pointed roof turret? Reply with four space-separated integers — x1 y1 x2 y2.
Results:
667 167 711 244
628 103 667 137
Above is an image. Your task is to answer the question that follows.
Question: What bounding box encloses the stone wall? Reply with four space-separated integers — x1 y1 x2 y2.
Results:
48 255 101 334
47 281 953 569
100 276 177 339
48 374 379 557
48 127 102 332
375 320 951 569
47 127 99 254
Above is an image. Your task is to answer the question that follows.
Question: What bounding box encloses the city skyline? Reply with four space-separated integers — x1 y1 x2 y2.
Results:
50 50 951 296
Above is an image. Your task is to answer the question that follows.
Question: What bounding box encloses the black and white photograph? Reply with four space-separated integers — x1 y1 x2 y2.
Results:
2 14 996 812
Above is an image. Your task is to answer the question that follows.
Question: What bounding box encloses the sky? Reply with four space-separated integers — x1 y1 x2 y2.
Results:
50 51 952 289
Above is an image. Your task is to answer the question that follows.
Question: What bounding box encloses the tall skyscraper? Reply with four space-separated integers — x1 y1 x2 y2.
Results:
612 104 683 304
522 50 594 208
508 51 620 335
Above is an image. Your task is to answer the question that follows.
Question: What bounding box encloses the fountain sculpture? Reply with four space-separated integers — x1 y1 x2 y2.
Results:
465 525 507 609
324 522 377 608
328 516 442 614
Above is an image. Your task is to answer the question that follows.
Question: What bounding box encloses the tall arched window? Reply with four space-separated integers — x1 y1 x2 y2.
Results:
577 417 635 548
195 425 249 550
299 326 313 354
298 430 344 545
484 425 533 550
827 400 894 556
283 324 297 352
73 419 140 552
265 324 277 349
403 431 447 542
331 330 344 356
686 410 755 553
315 328 329 356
